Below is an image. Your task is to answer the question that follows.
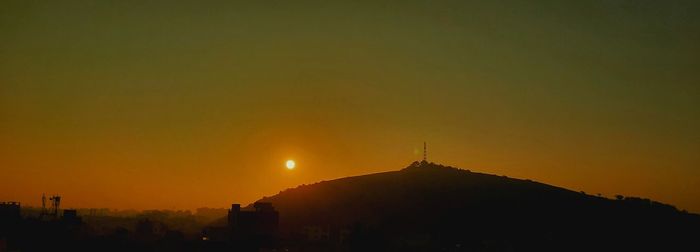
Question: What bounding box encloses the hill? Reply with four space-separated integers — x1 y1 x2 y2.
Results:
254 161 700 251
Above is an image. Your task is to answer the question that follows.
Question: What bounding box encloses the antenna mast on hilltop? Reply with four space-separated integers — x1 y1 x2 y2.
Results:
423 142 427 162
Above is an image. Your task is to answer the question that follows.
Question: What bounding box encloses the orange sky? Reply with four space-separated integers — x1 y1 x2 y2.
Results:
1 1 699 212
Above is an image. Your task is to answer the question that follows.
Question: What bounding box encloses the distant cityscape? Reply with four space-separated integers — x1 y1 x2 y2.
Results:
1 195 353 251
3 161 699 251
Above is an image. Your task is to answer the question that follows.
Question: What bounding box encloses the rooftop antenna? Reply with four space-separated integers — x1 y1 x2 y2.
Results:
423 142 427 162
40 193 48 219
49 195 61 219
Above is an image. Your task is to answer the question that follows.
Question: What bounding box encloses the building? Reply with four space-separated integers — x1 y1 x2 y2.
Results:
0 202 20 221
202 202 280 244
228 202 279 237
0 202 21 238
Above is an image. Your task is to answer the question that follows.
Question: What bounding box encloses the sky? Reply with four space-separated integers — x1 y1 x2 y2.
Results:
1 0 699 212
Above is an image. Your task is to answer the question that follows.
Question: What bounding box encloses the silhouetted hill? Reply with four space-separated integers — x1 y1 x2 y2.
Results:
254 161 700 251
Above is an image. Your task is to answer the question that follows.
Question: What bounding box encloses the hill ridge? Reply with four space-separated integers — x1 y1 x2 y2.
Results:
248 161 699 250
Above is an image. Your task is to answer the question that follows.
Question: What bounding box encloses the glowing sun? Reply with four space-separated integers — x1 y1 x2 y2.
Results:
286 160 295 170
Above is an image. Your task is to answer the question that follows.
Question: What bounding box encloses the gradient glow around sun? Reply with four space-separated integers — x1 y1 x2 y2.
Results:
286 160 295 170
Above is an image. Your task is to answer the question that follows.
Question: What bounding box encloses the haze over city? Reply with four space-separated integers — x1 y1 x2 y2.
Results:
2 0 699 214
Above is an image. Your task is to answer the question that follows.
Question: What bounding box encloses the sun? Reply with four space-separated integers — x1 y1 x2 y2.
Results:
286 160 295 170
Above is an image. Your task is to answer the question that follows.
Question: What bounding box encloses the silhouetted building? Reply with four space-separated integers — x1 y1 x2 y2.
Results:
0 202 21 232
0 201 21 243
201 202 280 249
0 202 20 221
228 202 279 237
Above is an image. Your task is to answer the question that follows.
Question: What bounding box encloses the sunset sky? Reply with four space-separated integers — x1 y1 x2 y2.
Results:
1 1 699 212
